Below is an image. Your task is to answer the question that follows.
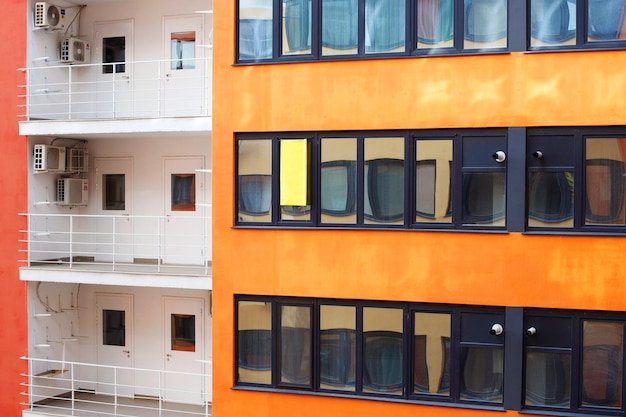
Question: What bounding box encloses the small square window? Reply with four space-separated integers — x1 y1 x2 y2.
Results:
171 314 196 352
103 309 125 346
171 174 196 211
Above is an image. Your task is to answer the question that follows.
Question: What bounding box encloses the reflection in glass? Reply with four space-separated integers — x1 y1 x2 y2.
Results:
280 305 312 386
585 160 626 225
171 314 196 352
363 307 403 395
171 174 195 211
103 310 125 346
364 137 405 224
319 305 356 391
462 172 506 225
417 0 454 48
416 139 453 223
238 140 273 221
415 161 436 218
321 138 357 223
582 321 623 408
525 351 571 407
170 32 196 70
460 347 503 402
365 0 406 53
528 171 573 226
283 0 312 55
464 0 507 49
237 301 273 384
530 0 576 46
414 312 451 395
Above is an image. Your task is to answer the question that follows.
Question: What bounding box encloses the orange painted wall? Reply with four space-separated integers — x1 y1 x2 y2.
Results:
0 0 28 414
212 3 626 417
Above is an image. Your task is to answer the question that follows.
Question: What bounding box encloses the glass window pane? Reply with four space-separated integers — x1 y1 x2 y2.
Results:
416 139 453 223
365 0 406 53
103 174 125 210
414 312 451 395
417 0 454 49
238 140 273 222
103 309 125 346
525 351 571 407
237 301 273 384
319 305 356 391
321 138 357 224
322 0 358 56
582 321 623 408
587 0 626 42
463 0 507 49
460 347 504 402
530 0 576 47
528 171 574 227
239 0 273 60
462 172 506 226
171 314 196 352
280 139 311 221
283 0 312 55
364 137 405 224
585 138 626 225
363 307 403 395
103 36 125 74
280 305 312 386
170 32 196 70
171 174 196 211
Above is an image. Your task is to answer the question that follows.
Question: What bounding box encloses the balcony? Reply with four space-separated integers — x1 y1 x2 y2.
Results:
17 58 212 135
21 357 211 417
19 213 212 287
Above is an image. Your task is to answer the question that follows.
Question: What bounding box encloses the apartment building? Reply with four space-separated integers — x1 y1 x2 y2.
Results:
18 0 213 416
213 2 626 417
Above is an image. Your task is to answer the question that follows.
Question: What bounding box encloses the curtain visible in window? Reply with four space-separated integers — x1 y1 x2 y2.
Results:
528 171 574 223
239 175 272 215
319 329 356 388
525 351 571 407
364 158 405 222
464 0 507 42
417 0 454 44
171 32 196 70
585 159 625 224
172 175 195 210
365 0 406 52
284 0 311 52
322 0 358 49
321 161 356 215
363 331 403 393
460 347 504 402
281 327 312 384
415 160 436 219
239 19 273 59
413 335 429 392
238 329 273 370
462 172 506 224
588 0 626 41
530 0 576 43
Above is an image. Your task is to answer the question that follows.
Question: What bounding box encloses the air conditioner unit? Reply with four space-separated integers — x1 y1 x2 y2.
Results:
33 145 66 173
34 2 65 30
67 148 89 173
61 37 90 64
57 178 88 206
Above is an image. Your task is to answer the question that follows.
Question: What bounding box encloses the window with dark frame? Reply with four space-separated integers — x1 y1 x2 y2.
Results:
236 129 508 230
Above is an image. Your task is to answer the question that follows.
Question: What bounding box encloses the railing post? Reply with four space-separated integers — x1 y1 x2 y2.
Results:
28 357 34 411
157 217 162 273
68 66 73 120
71 362 75 417
114 366 118 416
27 214 32 267
69 214 74 269
112 215 116 271
25 68 31 121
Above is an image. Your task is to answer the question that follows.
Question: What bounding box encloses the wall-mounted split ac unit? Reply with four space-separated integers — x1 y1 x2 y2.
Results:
61 37 90 64
57 178 88 206
34 2 65 30
33 144 66 173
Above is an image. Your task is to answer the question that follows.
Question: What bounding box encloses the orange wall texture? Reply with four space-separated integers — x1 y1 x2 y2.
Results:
212 3 626 417
0 0 28 414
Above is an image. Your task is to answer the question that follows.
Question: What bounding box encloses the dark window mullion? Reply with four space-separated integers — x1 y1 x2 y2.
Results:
356 137 365 225
454 0 465 52
452 134 463 228
404 133 413 227
311 0 321 58
272 137 281 224
311 135 320 226
573 132 585 229
577 0 587 47
450 309 462 401
570 316 583 412
355 305 364 393
273 0 281 59
357 0 366 55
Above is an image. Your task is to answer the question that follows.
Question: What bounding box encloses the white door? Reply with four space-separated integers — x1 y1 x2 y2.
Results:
94 19 134 118
162 15 207 117
164 297 205 404
164 157 207 265
95 157 133 263
96 293 134 397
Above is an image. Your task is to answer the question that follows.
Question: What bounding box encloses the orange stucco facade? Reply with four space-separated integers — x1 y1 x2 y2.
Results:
0 0 28 414
212 3 626 417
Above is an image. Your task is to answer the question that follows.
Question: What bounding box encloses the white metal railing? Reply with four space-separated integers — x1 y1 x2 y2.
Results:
21 356 211 417
19 213 211 276
17 57 212 121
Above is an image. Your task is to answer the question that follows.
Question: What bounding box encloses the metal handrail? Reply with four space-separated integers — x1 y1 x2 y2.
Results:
19 213 211 276
17 57 212 121
21 356 211 417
